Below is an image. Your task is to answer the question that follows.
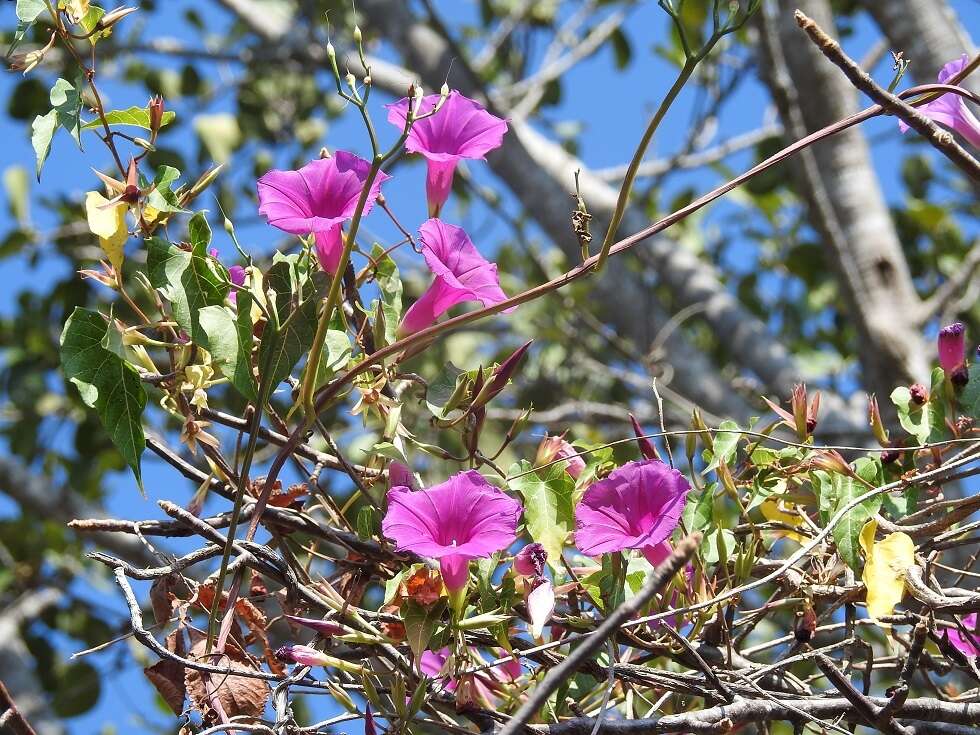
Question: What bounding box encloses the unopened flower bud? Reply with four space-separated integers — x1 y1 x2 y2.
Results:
148 95 165 133
345 72 356 89
909 383 929 405
514 543 547 576
132 136 155 152
473 340 532 408
535 435 585 479
938 322 966 376
794 605 817 643
630 413 660 460
363 74 372 86
868 395 889 446
97 6 138 30
353 25 362 44
326 42 336 61
809 449 853 477
440 82 450 98
275 644 330 667
284 615 347 636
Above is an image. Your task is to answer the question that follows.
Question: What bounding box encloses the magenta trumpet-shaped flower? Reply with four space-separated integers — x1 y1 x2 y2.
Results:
256 152 390 273
574 460 690 565
382 470 522 592
419 647 519 707
387 90 508 216
899 55 980 148
398 219 510 335
948 613 980 657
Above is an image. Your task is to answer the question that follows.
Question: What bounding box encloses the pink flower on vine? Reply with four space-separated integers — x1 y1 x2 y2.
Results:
899 55 980 148
398 219 510 335
381 470 522 591
574 460 689 566
938 322 967 376
948 613 980 656
386 90 508 216
256 152 389 273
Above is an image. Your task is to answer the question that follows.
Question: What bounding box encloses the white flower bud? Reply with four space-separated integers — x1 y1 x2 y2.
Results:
353 25 362 44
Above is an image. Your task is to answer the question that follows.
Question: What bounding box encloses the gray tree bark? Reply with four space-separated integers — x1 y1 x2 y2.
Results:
757 0 930 402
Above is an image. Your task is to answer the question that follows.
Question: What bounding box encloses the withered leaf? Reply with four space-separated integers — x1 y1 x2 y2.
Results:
145 658 186 715
184 636 269 721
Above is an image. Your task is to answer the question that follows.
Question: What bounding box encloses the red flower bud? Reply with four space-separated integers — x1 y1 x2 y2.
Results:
629 413 660 461
909 383 929 405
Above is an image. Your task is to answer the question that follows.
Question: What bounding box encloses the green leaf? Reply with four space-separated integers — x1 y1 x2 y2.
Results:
830 459 882 572
145 165 185 214
610 27 632 69
50 77 83 147
702 527 736 566
82 105 176 131
890 367 946 445
369 243 403 347
76 5 109 44
425 362 469 419
682 482 714 532
959 362 980 420
401 599 446 662
198 295 257 401
60 308 146 489
17 0 46 23
313 328 352 389
703 419 741 474
31 110 57 180
147 236 228 344
508 460 575 572
188 211 212 250
256 268 322 391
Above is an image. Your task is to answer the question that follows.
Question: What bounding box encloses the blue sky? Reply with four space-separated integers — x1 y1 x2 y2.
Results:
1 0 978 731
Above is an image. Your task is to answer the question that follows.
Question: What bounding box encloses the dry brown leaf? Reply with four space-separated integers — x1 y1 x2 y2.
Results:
150 573 180 627
268 481 308 507
184 636 269 721
145 658 186 715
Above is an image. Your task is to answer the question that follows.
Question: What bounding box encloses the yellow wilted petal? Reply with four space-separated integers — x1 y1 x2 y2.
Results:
85 191 129 272
860 518 915 623
760 498 805 543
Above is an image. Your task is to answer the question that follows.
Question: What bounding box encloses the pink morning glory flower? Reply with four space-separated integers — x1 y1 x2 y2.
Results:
535 435 586 479
256 152 390 273
948 613 980 656
398 219 510 335
900 55 980 148
574 460 690 566
381 470 523 592
386 90 508 216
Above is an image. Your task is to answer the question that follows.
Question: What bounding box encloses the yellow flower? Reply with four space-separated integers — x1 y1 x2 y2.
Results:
85 191 129 272
860 518 915 623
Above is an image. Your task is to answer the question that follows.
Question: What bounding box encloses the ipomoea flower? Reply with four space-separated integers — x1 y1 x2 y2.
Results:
948 613 980 657
899 55 980 148
382 470 522 592
574 460 690 565
419 647 519 707
386 90 508 216
398 219 509 335
256 152 390 273
535 435 585 479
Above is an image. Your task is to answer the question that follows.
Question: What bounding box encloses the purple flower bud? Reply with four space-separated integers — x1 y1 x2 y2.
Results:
365 703 377 735
284 614 347 636
275 644 329 667
939 322 966 375
910 383 929 405
881 448 902 465
475 340 533 408
629 413 659 461
513 542 547 576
